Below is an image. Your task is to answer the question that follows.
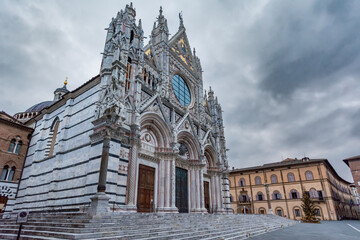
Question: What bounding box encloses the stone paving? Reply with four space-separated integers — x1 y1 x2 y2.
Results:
250 220 360 240
0 212 296 239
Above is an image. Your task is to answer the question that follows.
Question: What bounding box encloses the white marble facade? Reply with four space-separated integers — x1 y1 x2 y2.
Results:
14 3 230 213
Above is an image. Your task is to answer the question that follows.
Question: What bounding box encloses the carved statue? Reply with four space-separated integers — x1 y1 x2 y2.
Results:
95 76 125 125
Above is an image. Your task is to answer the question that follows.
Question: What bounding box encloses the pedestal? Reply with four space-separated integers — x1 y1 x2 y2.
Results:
88 192 110 217
269 209 274 215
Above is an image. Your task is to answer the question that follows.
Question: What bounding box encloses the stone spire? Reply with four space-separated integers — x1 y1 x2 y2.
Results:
151 6 169 44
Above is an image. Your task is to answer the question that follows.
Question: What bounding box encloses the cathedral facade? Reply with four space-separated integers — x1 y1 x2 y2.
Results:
14 3 230 214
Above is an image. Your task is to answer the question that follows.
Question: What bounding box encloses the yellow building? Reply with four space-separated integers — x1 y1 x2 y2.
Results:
229 158 359 220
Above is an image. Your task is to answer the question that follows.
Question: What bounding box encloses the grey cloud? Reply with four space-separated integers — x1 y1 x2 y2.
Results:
0 0 358 182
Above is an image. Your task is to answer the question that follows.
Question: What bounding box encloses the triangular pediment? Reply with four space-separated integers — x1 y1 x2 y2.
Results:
140 94 171 127
176 112 198 142
169 29 195 72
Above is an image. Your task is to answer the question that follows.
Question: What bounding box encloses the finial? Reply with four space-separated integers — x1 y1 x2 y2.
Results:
64 76 68 86
193 48 196 56
138 19 142 29
159 6 163 16
130 2 133 8
179 11 184 29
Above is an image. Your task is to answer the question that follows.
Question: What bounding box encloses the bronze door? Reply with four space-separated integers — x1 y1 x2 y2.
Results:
137 164 155 212
176 167 188 213
204 181 210 213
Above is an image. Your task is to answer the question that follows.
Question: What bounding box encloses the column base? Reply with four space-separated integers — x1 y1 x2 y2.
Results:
88 192 110 217
117 204 138 213
215 208 227 214
191 208 208 213
156 207 179 213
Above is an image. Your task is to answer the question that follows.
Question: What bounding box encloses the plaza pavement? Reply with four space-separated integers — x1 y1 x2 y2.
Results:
251 220 360 240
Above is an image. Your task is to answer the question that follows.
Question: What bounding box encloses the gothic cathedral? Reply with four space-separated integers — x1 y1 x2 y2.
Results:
14 3 230 214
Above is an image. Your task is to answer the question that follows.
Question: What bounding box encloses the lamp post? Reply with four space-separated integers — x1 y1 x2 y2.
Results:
264 183 274 214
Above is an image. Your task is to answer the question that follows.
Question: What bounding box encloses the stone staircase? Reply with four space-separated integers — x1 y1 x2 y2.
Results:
0 212 297 240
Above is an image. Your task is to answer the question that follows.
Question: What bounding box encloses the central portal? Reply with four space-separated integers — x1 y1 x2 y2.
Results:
175 167 188 213
137 164 155 212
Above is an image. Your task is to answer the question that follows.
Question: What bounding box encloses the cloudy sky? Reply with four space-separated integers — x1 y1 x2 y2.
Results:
1 0 359 182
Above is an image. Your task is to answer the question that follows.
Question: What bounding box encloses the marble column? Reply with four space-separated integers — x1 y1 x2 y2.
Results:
199 169 207 212
222 172 231 213
190 169 195 212
157 159 165 210
156 154 178 213
88 119 115 217
165 160 170 208
217 174 225 213
195 169 200 210
210 173 216 212
170 159 176 209
124 124 140 212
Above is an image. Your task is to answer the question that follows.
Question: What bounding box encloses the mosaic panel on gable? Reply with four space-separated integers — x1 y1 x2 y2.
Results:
171 37 194 71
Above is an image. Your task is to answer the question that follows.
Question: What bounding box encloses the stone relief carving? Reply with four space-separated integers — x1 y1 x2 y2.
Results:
95 77 125 124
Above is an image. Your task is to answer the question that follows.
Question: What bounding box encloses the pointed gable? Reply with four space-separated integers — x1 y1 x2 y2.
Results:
169 28 195 72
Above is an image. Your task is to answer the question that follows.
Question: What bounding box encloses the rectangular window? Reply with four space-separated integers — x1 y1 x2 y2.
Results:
258 195 263 201
291 192 298 199
295 209 300 217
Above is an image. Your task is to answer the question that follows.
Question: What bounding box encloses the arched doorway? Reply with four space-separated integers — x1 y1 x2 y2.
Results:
138 113 171 213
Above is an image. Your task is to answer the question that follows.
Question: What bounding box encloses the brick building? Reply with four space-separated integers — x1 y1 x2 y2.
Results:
343 155 360 195
0 111 33 213
229 157 359 220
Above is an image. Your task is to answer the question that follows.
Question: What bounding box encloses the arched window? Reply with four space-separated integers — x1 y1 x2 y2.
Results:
8 139 16 152
314 208 321 216
271 174 278 184
239 178 246 187
294 207 301 217
273 190 282 200
230 194 234 202
125 57 132 92
48 119 60 157
258 207 266 214
7 167 15 181
130 30 134 43
287 172 295 182
0 165 9 180
305 171 314 180
256 191 264 201
309 188 317 198
255 176 261 185
275 207 283 217
14 141 22 154
290 189 300 199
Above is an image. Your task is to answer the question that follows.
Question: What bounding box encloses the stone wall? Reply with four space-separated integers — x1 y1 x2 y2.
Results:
13 82 130 211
